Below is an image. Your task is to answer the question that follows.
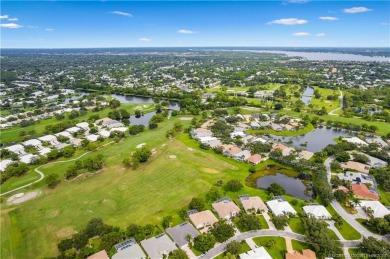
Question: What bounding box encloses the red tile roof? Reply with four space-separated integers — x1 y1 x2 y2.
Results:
351 184 379 200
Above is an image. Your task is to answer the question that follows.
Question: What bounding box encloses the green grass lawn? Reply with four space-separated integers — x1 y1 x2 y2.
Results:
379 188 390 206
310 87 340 112
291 240 310 251
289 218 305 235
247 123 314 137
214 240 251 259
253 236 287 259
348 248 368 259
1 103 155 143
258 214 269 229
326 205 362 240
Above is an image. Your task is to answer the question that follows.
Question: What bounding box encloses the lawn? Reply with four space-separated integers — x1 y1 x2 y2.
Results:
291 240 310 251
258 214 269 229
1 116 288 259
214 240 251 258
252 236 287 259
247 123 314 137
310 87 340 112
379 188 390 206
1 103 156 143
289 218 305 235
326 205 362 240
348 248 368 259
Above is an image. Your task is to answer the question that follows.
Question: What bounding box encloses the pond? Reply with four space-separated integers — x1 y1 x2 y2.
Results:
269 127 353 152
300 87 314 105
111 94 180 111
257 173 312 200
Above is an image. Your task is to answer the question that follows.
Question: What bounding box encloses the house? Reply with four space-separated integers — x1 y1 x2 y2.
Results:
239 195 267 213
266 197 297 217
86 134 99 142
76 122 90 130
298 150 314 160
201 120 215 129
302 204 332 219
254 90 274 99
5 144 25 155
55 143 70 150
239 247 272 259
341 161 370 174
207 139 223 148
191 128 213 140
212 198 241 219
246 154 262 165
70 138 83 147
350 151 388 168
233 150 251 161
222 144 242 157
140 234 176 259
253 137 267 144
359 201 390 218
343 137 368 146
19 154 39 164
66 127 82 134
38 147 52 156
188 210 219 230
87 250 109 259
38 135 58 145
272 143 294 156
166 222 200 248
99 130 111 138
112 238 146 259
270 123 284 131
365 137 389 148
285 249 316 259
55 131 73 139
0 159 14 172
350 184 379 200
22 139 42 148
110 127 128 133
337 172 376 187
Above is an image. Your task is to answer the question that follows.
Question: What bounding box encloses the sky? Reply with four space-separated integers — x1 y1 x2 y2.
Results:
1 0 389 48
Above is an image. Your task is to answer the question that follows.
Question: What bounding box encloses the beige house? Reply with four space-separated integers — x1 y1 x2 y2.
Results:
189 210 219 229
239 195 267 214
341 161 370 174
212 198 241 219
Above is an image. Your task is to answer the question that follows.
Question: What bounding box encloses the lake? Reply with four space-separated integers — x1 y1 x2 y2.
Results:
111 94 180 111
246 50 390 62
300 87 314 105
269 127 353 152
257 173 312 200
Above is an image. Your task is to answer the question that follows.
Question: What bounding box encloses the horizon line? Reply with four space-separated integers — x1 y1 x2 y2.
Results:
1 46 390 49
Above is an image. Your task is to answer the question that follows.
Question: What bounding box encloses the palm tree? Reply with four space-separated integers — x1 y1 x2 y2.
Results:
350 198 361 209
185 234 193 248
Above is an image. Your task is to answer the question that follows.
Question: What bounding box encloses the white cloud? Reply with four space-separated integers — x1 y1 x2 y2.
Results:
109 11 132 17
319 16 338 21
177 29 197 34
0 23 23 29
8 18 18 21
27 25 38 29
343 7 372 14
0 15 9 19
316 33 326 37
45 28 55 31
380 22 389 26
268 18 308 25
293 32 311 36
138 38 151 42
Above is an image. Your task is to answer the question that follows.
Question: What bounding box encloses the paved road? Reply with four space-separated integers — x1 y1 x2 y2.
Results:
329 88 343 116
203 230 360 258
0 141 114 197
324 156 385 240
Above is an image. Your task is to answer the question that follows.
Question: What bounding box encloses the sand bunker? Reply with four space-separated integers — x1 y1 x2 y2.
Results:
57 227 75 238
180 117 193 121
7 191 40 205
202 168 220 174
188 148 194 151
136 143 146 148
168 155 177 159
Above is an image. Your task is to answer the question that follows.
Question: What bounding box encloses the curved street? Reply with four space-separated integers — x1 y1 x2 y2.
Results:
203 229 359 258
324 156 385 240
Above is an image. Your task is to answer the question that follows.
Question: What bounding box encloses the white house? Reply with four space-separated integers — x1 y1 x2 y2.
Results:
76 122 90 130
19 154 39 164
0 159 14 172
110 127 128 133
99 130 111 138
38 147 52 156
55 131 73 139
239 247 272 259
5 144 25 155
22 139 42 148
38 135 58 145
343 137 368 146
360 201 390 218
66 127 82 134
86 134 99 142
233 150 251 161
266 198 297 217
302 204 332 219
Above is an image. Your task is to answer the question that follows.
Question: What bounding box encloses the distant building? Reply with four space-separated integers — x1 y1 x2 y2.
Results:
302 204 332 219
359 201 390 218
341 161 370 174
350 184 379 200
188 210 219 230
266 197 297 217
166 222 200 248
140 234 176 259
239 195 267 213
212 198 241 219
239 247 272 259
112 238 146 259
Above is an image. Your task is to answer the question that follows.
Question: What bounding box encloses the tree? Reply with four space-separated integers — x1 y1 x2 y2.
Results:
122 158 132 168
135 110 141 118
189 197 205 211
109 99 120 109
333 190 348 204
46 173 60 188
358 237 390 255
210 222 235 242
226 241 241 255
271 215 289 229
274 103 284 110
206 186 223 202
169 249 189 259
62 146 76 158
336 151 350 162
248 165 256 174
302 216 343 257
162 216 172 229
268 183 286 196
132 147 152 163
127 224 145 242
148 121 158 130
193 233 216 253
237 214 262 231
224 179 243 192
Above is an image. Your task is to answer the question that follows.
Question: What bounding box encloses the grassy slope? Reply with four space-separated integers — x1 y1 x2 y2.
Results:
326 205 362 240
291 240 310 251
310 87 340 111
289 218 305 235
247 123 314 137
1 103 155 143
253 236 286 259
